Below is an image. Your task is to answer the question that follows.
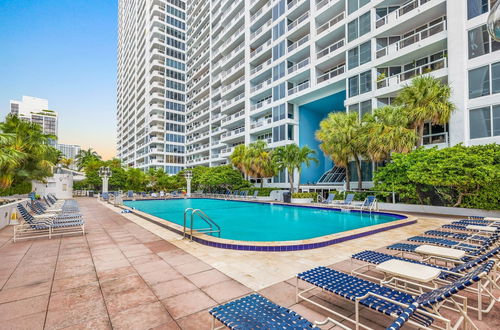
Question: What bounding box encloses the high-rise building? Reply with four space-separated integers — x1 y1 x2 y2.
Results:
55 143 82 160
116 0 187 174
9 96 58 137
183 0 500 189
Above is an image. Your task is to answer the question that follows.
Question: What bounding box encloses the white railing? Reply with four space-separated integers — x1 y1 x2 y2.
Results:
250 58 272 75
251 97 272 111
376 20 446 58
376 0 432 28
288 58 310 75
288 35 309 53
251 18 273 40
377 57 447 89
317 11 345 34
251 78 273 93
317 38 345 59
251 39 272 58
317 65 345 83
288 12 309 31
250 117 272 129
288 81 310 95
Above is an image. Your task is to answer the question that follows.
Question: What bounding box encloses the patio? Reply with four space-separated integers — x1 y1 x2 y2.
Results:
0 198 498 329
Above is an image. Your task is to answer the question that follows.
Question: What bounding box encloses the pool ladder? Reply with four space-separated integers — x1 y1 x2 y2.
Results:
183 208 221 241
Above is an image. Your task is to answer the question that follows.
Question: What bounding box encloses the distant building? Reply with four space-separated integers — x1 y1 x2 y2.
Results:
55 143 81 160
9 96 58 137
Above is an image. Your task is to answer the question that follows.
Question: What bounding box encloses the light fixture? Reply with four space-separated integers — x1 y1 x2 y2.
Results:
488 0 500 41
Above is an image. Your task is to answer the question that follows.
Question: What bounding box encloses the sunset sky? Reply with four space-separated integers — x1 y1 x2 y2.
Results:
0 0 118 159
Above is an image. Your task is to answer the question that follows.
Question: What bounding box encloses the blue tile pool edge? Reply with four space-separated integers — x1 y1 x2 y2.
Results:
117 199 416 252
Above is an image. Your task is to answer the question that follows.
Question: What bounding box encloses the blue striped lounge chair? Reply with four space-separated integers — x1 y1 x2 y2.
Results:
386 243 484 260
251 190 259 199
442 223 500 234
351 249 500 320
34 201 80 217
296 261 495 329
209 294 315 329
453 219 500 227
352 196 377 211
424 230 497 245
18 204 83 224
232 190 239 199
406 236 487 253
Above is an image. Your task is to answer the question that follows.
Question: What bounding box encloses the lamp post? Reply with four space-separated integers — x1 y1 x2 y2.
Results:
98 166 112 194
184 170 192 197
488 0 500 41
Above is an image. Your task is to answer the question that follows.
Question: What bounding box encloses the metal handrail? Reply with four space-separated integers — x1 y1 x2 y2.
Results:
184 208 221 241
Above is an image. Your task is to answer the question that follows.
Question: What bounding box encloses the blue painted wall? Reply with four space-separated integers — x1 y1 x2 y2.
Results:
299 91 346 184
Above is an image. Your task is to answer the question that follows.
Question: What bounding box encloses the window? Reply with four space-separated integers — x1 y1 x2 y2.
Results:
272 0 285 21
273 104 286 121
348 41 371 69
359 71 372 94
467 0 495 19
347 12 371 42
360 100 372 118
273 169 287 183
423 123 448 145
273 125 286 142
273 83 286 101
469 62 500 98
273 20 285 40
468 66 490 98
273 41 286 60
273 62 285 81
470 106 492 138
287 124 294 140
349 76 359 97
348 0 370 14
468 25 500 59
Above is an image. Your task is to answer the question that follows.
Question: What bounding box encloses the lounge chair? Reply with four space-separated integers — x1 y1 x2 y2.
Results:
18 204 83 223
296 261 495 329
209 294 315 329
424 229 497 245
331 193 354 206
319 193 335 204
251 190 259 199
454 219 500 227
443 223 500 234
351 249 500 320
386 243 484 259
232 190 239 199
351 196 378 211
406 236 486 253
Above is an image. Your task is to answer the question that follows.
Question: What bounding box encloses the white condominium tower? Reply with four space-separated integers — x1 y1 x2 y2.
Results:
9 96 58 137
184 0 500 189
117 0 187 174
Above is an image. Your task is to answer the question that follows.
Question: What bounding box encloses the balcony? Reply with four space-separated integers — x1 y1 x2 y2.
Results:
221 109 245 125
376 20 447 59
317 65 345 84
250 117 272 130
317 38 345 59
221 127 245 140
288 81 310 96
251 97 272 112
288 12 309 32
287 35 309 53
250 58 272 76
377 57 447 90
317 11 344 35
376 0 434 28
251 39 272 58
287 58 310 75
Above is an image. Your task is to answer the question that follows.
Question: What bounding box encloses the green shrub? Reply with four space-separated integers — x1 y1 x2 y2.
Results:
292 192 318 202
0 181 32 197
247 187 276 196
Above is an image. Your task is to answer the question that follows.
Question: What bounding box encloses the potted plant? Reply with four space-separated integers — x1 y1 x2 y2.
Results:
291 192 317 204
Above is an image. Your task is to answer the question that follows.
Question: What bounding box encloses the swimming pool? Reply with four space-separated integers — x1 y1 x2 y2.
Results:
123 198 406 242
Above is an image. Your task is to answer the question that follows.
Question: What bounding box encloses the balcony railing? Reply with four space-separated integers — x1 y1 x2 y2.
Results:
376 20 446 58
288 35 309 53
251 78 273 93
288 81 310 95
288 11 309 31
317 38 345 59
317 11 345 35
377 57 447 89
376 0 431 28
317 65 345 83
287 58 310 75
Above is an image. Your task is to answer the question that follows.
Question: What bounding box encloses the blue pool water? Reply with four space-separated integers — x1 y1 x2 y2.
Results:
124 199 405 242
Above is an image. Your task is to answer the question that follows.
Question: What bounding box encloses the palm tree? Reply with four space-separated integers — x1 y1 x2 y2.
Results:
230 144 248 176
244 140 275 188
75 148 101 170
59 157 74 169
364 106 418 166
395 75 455 146
0 115 59 189
316 112 366 190
272 144 318 192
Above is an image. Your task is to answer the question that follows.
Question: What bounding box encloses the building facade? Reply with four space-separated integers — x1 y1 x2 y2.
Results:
9 96 58 137
182 0 500 189
55 143 82 160
116 0 187 174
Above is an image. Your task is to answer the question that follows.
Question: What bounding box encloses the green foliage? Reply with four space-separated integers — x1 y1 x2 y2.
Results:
230 141 275 187
272 144 318 192
246 187 276 197
196 165 250 191
374 144 500 209
0 181 32 196
292 192 318 202
0 114 60 190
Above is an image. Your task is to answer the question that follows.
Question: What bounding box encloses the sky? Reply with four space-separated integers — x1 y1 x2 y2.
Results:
0 0 118 159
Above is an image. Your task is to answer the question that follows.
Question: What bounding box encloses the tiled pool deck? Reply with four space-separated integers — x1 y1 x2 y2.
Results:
0 198 498 329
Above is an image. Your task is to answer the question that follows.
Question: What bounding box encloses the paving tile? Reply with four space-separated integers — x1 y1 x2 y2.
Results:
103 286 158 315
0 281 51 304
186 269 230 289
0 294 49 321
51 272 98 292
133 260 174 275
162 289 217 320
109 301 172 330
144 240 178 253
176 309 223 330
174 260 212 276
202 280 253 304
1 311 46 330
100 275 149 296
258 281 298 308
141 268 183 286
149 320 181 330
128 253 163 266
96 266 137 283
151 278 198 300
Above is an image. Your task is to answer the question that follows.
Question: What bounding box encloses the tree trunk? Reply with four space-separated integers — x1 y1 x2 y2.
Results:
454 192 464 207
345 166 351 191
288 168 294 192
416 124 424 147
297 170 301 192
354 156 363 190
260 178 264 188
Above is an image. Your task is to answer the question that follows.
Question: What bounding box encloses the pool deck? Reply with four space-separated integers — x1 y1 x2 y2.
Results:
0 197 498 329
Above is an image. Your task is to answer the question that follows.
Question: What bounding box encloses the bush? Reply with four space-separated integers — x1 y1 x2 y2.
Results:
0 181 32 197
292 192 318 202
247 187 277 196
